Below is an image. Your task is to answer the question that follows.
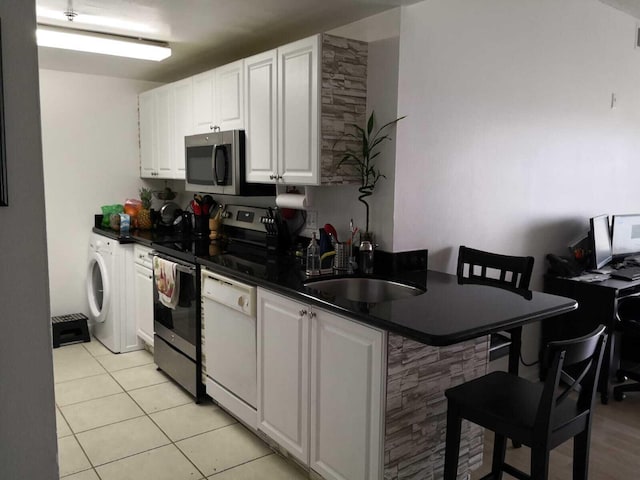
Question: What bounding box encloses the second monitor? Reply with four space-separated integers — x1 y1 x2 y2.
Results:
590 214 612 269
612 214 640 261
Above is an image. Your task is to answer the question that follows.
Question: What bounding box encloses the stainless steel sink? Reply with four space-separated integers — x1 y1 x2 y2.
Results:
304 277 425 303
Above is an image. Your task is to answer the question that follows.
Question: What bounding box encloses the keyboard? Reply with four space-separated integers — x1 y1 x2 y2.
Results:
610 266 640 281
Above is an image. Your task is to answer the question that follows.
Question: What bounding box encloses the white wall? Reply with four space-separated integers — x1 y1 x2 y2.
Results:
39 70 160 316
396 0 640 273
395 0 640 367
0 1 58 478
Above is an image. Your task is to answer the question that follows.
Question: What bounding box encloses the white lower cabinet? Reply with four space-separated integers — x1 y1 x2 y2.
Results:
257 289 310 465
310 308 384 480
133 250 154 346
257 288 384 480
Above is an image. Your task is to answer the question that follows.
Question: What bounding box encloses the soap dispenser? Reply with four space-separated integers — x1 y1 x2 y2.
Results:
305 232 321 276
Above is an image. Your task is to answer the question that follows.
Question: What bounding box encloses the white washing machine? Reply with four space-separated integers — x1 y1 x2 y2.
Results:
86 232 142 353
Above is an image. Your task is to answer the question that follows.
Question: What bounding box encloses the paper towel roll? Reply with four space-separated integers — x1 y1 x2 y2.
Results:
275 193 308 210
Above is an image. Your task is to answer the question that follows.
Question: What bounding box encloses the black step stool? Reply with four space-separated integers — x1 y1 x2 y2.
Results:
52 313 91 348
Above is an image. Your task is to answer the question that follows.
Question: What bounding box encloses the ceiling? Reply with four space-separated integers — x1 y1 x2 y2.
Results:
35 0 413 83
600 0 640 19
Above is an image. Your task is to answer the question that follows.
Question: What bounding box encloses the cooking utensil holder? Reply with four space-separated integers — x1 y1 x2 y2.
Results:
334 243 350 272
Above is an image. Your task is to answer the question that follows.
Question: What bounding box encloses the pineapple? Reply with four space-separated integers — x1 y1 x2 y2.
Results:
138 187 153 230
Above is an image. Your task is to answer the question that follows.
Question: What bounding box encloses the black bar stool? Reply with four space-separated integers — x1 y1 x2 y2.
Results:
443 325 607 480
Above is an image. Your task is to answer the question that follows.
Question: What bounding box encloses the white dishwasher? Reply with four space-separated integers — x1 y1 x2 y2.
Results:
202 268 258 428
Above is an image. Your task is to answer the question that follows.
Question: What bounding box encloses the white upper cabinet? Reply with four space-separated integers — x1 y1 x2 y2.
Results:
139 34 366 184
138 90 157 178
138 81 192 179
244 34 366 186
192 69 216 134
172 78 193 179
155 84 174 179
192 60 244 134
244 50 278 184
277 35 320 185
215 59 244 130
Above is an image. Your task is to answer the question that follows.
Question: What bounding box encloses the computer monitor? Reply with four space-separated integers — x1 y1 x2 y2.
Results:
589 214 612 269
611 214 640 259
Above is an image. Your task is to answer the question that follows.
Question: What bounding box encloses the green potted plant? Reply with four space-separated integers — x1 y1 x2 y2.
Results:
337 111 404 235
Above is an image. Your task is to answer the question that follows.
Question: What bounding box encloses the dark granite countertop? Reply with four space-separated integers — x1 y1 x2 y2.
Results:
92 226 577 346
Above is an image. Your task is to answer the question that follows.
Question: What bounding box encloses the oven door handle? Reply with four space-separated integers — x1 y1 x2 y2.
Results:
151 252 196 274
175 264 196 274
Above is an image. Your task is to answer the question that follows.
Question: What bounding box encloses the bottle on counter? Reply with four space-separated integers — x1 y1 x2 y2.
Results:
306 232 321 276
359 240 374 274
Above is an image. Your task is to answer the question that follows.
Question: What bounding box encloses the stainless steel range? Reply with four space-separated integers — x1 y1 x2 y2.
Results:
150 204 296 403
152 250 203 401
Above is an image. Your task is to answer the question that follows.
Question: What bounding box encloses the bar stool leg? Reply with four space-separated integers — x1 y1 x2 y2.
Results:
531 447 550 480
491 433 507 480
573 429 590 480
444 404 462 480
508 326 523 449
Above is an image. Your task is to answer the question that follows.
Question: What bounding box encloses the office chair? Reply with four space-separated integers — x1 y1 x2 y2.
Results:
457 246 535 371
613 297 640 401
444 325 607 480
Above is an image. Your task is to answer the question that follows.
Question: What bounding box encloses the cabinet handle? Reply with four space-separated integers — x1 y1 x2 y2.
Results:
309 311 316 319
299 309 308 317
277 175 283 180
269 174 276 180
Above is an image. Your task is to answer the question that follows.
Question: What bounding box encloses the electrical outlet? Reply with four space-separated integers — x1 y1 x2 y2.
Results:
306 210 318 230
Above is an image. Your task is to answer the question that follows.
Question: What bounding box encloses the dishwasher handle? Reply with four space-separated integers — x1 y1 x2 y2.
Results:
202 272 256 317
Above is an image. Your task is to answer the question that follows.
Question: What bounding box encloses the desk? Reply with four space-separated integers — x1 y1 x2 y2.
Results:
544 274 640 404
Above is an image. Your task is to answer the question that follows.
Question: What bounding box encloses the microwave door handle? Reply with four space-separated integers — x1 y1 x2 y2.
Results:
213 145 228 185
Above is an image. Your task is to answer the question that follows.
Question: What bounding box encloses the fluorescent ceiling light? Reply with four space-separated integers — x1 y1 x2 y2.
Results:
36 26 171 62
36 7 156 34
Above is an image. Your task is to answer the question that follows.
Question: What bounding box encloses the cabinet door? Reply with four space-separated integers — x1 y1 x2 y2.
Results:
257 289 310 465
310 309 384 480
244 50 278 183
155 85 174 178
278 35 320 185
134 263 154 346
138 90 157 178
173 78 193 179
192 69 216 134
216 60 244 130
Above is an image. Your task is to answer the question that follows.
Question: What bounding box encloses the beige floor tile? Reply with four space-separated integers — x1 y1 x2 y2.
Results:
150 401 236 441
55 373 123 406
82 338 113 357
60 469 100 480
96 350 153 372
60 392 144 433
177 423 271 476
96 444 201 480
58 436 91 477
76 416 170 466
56 408 72 438
54 356 107 384
207 454 308 480
111 363 170 391
129 381 192 413
53 343 93 363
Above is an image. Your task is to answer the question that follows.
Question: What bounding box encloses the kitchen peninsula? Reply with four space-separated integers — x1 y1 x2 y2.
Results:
97 226 576 480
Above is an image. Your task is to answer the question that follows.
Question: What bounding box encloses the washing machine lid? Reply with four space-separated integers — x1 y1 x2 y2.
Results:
87 251 110 323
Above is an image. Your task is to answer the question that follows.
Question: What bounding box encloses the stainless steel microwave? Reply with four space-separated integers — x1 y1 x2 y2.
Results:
184 130 273 197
